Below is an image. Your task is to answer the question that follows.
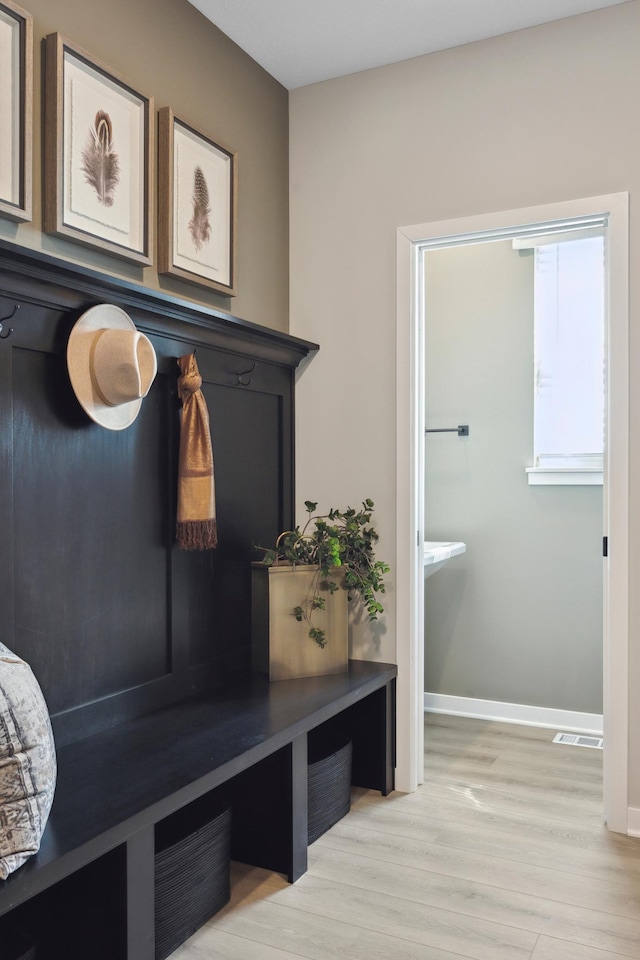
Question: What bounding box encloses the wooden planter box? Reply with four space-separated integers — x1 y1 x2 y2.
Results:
251 564 348 681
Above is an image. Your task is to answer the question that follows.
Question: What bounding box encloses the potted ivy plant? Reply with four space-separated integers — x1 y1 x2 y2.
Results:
251 499 389 681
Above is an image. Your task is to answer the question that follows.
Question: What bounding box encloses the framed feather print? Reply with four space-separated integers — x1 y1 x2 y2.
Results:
158 107 237 297
0 0 32 223
44 33 154 265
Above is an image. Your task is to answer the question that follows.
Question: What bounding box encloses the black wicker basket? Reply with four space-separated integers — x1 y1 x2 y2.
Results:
307 734 352 844
154 796 231 960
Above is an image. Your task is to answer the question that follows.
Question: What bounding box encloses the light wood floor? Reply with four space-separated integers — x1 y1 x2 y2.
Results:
172 713 640 960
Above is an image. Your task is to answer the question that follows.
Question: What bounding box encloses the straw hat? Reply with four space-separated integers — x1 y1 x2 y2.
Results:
67 304 157 431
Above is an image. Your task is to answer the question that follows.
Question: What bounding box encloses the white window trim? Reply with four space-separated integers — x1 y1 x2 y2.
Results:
527 453 603 485
526 467 603 486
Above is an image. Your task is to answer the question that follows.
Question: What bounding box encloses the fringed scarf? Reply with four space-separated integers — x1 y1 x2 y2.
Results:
176 353 217 550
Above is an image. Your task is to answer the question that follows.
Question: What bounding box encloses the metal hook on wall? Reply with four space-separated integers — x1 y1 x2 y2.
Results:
235 361 257 386
0 303 20 340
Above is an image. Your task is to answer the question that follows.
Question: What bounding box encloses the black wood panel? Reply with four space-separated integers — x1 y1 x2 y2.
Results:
126 828 155 960
12 349 170 715
221 733 308 882
183 383 283 669
0 243 316 745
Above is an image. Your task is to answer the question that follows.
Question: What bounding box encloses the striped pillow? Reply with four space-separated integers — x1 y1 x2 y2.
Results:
0 643 56 881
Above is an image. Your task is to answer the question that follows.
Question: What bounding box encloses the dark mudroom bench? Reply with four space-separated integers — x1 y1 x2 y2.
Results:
0 244 395 960
0 660 396 960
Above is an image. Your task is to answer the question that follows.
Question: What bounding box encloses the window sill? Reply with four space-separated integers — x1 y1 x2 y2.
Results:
526 468 602 486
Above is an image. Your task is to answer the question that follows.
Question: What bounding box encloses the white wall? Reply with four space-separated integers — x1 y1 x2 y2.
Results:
423 240 603 713
290 4 640 802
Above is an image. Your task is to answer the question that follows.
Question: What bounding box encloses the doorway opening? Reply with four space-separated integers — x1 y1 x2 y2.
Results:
395 195 629 833
423 230 603 730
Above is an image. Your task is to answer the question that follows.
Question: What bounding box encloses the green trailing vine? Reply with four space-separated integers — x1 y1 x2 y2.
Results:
258 499 390 648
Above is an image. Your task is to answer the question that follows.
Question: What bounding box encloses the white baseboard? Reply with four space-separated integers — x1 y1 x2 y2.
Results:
424 692 603 736
627 807 640 838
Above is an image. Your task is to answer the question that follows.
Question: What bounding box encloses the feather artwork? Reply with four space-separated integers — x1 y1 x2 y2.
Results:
80 110 120 207
188 166 212 252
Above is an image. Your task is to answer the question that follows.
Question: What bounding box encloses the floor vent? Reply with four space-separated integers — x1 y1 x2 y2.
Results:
553 732 603 749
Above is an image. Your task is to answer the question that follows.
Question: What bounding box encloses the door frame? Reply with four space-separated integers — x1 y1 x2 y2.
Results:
395 194 629 832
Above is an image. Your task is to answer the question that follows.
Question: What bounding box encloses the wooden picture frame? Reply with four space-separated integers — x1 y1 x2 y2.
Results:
0 0 32 222
158 107 237 297
44 33 154 265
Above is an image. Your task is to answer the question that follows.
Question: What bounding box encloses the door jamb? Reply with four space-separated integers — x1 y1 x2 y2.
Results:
395 194 629 831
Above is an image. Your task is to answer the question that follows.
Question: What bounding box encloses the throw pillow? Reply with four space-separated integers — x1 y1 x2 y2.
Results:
0 642 57 881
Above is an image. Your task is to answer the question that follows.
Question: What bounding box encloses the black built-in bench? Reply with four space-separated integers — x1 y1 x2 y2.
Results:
0 661 396 959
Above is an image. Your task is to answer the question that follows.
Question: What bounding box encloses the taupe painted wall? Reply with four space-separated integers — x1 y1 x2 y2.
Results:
423 240 603 713
289 3 640 802
1 0 289 331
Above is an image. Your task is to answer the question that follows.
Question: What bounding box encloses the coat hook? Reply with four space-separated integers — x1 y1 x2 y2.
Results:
236 361 256 386
0 303 20 339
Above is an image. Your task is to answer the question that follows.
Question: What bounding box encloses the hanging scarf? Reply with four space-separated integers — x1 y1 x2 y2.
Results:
176 353 217 550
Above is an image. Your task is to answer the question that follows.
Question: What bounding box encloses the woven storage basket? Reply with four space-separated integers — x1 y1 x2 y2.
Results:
155 796 231 960
307 734 352 844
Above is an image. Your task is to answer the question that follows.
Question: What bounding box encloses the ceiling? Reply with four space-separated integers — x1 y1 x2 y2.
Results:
186 0 630 89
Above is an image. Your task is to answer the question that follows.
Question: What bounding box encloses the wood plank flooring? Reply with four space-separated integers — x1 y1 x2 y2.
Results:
172 713 640 960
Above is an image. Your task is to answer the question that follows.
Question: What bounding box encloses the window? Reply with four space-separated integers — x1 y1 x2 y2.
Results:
517 230 605 485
